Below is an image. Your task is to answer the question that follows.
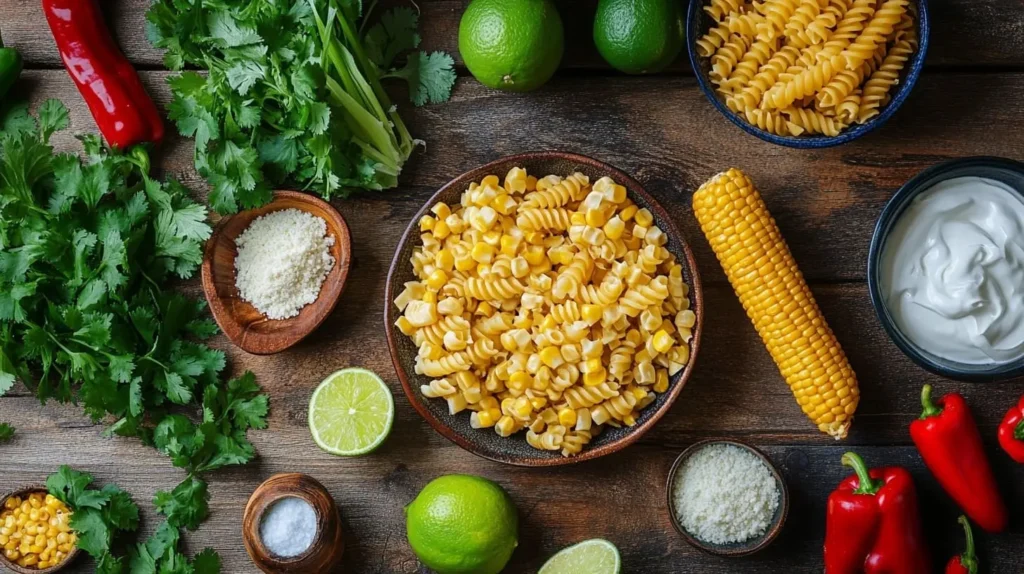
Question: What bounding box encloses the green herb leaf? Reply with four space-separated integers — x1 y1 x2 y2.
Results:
0 423 14 442
154 475 209 530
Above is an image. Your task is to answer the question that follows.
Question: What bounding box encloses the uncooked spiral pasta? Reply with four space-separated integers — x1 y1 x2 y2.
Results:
783 106 848 136
522 173 588 209
840 0 909 71
755 0 800 42
728 45 802 111
465 277 525 300
710 35 753 84
395 167 694 456
857 35 916 123
700 0 916 137
719 39 777 93
705 0 746 21
835 88 862 123
516 208 571 232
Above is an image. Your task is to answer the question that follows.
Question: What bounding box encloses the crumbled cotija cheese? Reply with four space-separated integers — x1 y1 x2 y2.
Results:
672 444 780 545
235 208 336 320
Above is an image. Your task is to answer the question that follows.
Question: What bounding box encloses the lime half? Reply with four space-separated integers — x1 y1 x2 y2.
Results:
309 368 394 456
539 539 621 574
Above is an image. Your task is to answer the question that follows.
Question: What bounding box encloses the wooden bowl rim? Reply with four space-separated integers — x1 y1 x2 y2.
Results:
242 473 342 570
0 485 81 574
665 439 790 557
200 191 352 355
384 151 704 467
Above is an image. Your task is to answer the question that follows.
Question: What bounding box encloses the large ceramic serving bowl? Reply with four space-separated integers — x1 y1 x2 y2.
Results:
867 156 1024 381
687 0 930 148
385 152 704 466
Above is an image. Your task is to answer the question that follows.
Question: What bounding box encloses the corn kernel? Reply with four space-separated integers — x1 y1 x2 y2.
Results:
558 408 578 427
539 346 564 369
581 226 605 246
585 208 608 227
511 256 530 278
603 215 625 240
425 269 448 290
434 249 454 271
523 245 546 265
570 212 587 226
432 219 451 239
634 208 653 227
584 368 607 387
500 234 521 256
419 214 436 231
471 242 495 264
652 330 674 354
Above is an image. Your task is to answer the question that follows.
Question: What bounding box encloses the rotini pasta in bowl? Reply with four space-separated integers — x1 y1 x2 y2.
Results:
688 0 929 147
385 152 703 466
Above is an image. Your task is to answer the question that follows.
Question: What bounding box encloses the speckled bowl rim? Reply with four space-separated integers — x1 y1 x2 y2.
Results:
687 0 930 148
665 439 789 557
867 156 1024 381
384 151 704 467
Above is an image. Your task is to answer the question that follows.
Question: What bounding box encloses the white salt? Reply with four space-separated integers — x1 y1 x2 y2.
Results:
259 496 318 558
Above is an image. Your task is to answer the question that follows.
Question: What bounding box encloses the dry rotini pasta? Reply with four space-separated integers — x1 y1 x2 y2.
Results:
699 0 918 137
394 168 695 456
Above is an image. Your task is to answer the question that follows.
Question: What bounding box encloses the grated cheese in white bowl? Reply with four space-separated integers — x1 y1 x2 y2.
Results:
671 443 780 545
234 208 336 320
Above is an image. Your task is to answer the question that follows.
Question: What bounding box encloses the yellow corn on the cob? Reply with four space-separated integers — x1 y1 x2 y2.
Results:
692 168 859 439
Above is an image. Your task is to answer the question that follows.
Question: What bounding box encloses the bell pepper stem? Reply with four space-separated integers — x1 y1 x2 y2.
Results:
841 452 883 495
1015 419 1024 441
958 515 978 573
919 384 943 419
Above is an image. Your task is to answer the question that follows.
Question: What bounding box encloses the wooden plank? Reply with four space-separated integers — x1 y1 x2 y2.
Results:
3 408 1023 573
10 69 1024 284
5 0 1024 70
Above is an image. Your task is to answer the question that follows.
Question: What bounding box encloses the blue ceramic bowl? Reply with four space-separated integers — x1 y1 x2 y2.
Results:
867 157 1024 381
687 0 930 148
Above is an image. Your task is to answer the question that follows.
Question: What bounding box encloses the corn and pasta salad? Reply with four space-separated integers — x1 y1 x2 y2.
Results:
393 167 695 456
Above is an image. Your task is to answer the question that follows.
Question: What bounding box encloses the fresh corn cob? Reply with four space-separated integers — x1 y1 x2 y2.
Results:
692 168 859 439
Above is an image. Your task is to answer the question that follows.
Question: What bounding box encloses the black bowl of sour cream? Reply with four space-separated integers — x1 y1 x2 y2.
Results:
868 157 1024 381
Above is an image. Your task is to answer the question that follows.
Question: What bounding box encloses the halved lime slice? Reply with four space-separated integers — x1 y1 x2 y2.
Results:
539 539 621 574
308 368 394 456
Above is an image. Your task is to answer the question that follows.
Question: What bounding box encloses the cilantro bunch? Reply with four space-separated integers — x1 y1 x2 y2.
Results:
46 466 220 574
0 101 268 508
146 0 456 213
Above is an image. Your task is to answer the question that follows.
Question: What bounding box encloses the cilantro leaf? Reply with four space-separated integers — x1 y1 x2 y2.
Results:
364 7 421 69
38 99 70 141
384 51 457 107
0 423 14 442
191 548 221 574
72 508 113 556
155 475 209 530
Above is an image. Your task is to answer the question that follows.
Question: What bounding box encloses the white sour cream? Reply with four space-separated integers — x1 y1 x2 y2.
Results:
880 176 1024 364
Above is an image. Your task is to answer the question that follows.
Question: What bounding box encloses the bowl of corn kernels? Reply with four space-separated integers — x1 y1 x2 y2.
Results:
0 487 78 573
385 151 704 466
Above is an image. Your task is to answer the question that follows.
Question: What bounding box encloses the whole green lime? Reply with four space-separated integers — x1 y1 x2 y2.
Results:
458 0 564 92
594 0 686 74
405 474 518 574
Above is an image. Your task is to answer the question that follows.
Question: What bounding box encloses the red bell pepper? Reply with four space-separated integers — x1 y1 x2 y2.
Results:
945 516 978 574
824 452 930 574
997 395 1024 463
910 385 1007 533
41 0 164 149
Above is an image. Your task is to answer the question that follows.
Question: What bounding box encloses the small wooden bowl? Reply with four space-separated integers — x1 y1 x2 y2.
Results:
384 152 704 466
666 439 789 557
242 473 344 574
0 486 80 574
201 191 351 355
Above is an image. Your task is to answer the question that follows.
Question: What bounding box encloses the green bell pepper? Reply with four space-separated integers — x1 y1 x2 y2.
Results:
0 30 23 100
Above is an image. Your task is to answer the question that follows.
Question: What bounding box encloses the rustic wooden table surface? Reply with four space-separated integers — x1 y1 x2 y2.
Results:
3 1 1024 572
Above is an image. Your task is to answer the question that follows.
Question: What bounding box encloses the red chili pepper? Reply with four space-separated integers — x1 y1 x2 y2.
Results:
910 385 1008 533
42 0 164 149
824 452 930 574
945 516 979 574
997 395 1024 463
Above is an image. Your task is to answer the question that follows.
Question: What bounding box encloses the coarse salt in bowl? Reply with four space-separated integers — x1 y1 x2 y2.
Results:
666 439 789 556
